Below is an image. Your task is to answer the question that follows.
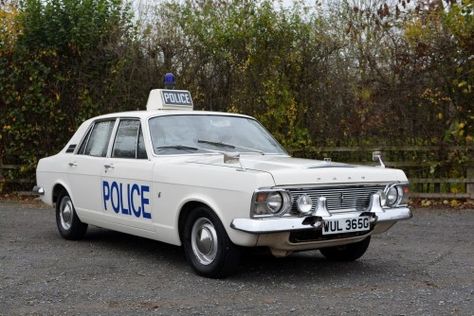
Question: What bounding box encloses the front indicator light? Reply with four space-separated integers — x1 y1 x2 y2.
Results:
398 184 409 205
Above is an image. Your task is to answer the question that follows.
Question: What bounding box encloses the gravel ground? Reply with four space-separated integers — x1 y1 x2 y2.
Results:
0 201 473 315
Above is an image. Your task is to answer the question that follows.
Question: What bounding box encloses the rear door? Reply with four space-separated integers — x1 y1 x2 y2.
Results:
101 118 155 233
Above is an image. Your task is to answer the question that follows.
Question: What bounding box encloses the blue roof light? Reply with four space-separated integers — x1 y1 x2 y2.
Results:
163 73 176 89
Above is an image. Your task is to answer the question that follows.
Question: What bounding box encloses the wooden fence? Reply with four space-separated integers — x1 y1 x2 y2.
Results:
1 145 473 199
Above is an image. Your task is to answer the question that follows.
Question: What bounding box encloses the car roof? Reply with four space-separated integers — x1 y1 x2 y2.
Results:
92 110 254 121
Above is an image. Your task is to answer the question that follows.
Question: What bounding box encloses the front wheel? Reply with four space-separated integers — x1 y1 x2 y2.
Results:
183 207 241 278
320 236 371 261
56 192 88 240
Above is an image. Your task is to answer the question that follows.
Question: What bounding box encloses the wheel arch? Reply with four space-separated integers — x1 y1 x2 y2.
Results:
52 181 74 205
177 198 222 244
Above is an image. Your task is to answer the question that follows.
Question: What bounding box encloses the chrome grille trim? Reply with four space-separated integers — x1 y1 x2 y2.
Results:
287 185 387 214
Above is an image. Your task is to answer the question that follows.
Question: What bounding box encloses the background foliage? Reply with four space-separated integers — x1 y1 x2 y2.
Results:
0 0 473 188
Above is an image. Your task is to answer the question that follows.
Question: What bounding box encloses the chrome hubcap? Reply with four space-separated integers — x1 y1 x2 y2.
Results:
59 196 73 230
191 218 218 265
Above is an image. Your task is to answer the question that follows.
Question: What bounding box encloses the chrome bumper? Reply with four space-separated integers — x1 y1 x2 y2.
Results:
32 186 45 195
231 193 412 234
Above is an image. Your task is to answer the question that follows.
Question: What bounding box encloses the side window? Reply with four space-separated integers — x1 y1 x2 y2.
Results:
82 120 115 157
112 120 140 158
137 128 148 159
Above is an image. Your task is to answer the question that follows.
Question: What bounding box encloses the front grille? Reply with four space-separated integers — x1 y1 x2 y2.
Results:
287 185 386 214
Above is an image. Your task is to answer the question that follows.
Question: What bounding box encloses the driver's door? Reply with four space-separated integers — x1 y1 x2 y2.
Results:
101 118 155 234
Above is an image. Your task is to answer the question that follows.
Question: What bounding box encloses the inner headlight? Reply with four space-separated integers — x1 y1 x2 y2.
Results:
296 194 313 215
251 189 291 217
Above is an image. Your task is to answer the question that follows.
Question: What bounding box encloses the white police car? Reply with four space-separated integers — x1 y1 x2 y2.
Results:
34 86 412 278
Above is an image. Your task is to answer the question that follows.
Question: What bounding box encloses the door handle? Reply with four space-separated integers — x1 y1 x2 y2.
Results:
68 162 77 167
104 163 114 169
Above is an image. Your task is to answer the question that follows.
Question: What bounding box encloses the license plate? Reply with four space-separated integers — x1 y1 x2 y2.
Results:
322 216 370 235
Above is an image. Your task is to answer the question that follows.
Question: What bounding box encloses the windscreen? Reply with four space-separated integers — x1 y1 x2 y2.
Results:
148 115 287 155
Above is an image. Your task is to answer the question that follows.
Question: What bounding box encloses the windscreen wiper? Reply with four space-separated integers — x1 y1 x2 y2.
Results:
197 139 264 155
156 145 199 152
197 139 235 149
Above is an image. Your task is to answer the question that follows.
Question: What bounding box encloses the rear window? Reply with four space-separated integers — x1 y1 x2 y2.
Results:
79 120 115 157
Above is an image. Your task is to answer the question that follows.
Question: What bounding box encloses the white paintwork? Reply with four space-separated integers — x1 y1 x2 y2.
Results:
35 108 410 252
187 155 408 185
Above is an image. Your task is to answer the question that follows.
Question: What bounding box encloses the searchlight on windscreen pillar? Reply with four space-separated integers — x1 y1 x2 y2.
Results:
146 73 194 111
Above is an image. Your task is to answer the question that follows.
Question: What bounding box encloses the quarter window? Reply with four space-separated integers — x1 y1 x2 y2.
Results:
82 120 115 157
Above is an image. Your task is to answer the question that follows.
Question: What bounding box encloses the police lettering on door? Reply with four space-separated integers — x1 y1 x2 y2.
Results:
102 181 151 219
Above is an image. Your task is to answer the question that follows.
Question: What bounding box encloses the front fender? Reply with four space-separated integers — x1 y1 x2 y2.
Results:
174 193 259 247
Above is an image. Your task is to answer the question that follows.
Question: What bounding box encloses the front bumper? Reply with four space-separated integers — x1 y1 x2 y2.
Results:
231 207 413 234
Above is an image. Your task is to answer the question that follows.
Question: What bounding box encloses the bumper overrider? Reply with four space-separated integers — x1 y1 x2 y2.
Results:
32 186 45 195
231 193 412 234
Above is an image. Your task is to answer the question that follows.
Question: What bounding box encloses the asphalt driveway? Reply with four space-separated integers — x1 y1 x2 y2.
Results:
0 201 473 315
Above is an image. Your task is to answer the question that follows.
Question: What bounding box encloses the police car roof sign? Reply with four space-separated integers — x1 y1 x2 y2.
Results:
146 89 194 111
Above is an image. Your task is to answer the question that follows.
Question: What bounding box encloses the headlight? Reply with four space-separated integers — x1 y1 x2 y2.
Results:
251 189 291 217
386 186 398 207
296 194 313 215
266 192 283 213
384 184 409 207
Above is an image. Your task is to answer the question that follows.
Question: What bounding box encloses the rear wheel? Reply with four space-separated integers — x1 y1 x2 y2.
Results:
56 192 87 240
183 206 241 278
320 236 371 261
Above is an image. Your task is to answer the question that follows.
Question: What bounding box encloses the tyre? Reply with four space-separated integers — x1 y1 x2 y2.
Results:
56 192 88 240
183 206 241 278
320 236 371 261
